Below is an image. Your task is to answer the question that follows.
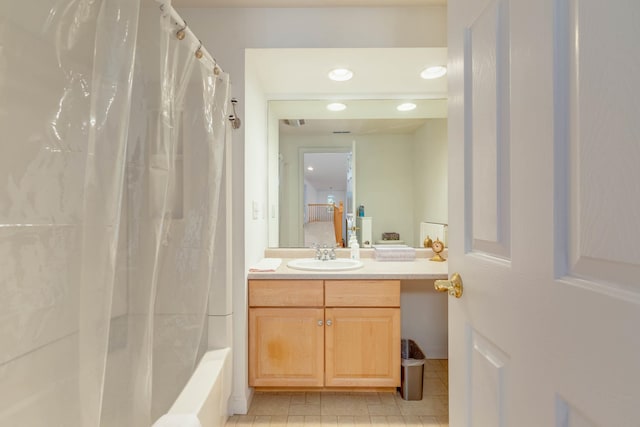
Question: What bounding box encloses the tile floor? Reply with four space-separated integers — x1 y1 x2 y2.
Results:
226 359 448 426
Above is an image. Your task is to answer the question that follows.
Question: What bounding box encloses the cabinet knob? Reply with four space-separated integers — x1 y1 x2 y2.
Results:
317 320 323 326
326 319 332 326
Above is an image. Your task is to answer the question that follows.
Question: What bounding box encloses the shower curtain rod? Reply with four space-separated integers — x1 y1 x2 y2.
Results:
155 0 224 76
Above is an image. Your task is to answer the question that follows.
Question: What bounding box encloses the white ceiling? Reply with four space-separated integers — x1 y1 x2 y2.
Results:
172 0 446 8
248 48 448 99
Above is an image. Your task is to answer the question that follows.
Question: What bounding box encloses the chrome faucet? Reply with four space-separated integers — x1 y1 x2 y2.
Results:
312 243 336 261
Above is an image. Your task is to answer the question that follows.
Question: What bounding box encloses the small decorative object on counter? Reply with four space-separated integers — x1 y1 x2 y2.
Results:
382 232 400 241
358 204 365 217
429 238 446 262
423 235 433 248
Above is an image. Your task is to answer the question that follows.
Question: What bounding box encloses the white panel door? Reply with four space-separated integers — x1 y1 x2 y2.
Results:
448 0 640 425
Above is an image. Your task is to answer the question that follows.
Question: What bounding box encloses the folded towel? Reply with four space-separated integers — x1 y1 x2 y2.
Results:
249 258 282 272
373 244 412 250
374 254 416 261
153 414 202 427
373 245 416 261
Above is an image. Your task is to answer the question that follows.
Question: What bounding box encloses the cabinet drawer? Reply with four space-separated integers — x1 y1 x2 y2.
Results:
249 280 324 307
325 280 400 307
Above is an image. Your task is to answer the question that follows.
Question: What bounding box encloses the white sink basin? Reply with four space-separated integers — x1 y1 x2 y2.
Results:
287 258 364 271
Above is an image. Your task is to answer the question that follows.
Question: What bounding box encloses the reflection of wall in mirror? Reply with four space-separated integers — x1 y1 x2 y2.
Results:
357 119 448 247
279 119 447 247
356 134 414 245
413 119 448 245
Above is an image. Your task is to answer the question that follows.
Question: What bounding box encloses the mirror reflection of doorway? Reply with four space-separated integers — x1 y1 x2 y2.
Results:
302 152 351 247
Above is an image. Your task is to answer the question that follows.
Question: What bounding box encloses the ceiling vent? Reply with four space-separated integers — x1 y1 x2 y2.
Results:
332 130 351 134
283 119 306 127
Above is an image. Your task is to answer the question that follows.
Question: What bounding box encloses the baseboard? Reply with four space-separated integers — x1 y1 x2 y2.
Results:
425 347 448 359
229 388 254 415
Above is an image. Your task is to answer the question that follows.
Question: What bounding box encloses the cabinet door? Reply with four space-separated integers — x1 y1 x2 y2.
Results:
325 307 401 387
249 308 324 387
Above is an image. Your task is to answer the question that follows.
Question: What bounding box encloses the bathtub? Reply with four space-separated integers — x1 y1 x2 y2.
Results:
153 348 232 427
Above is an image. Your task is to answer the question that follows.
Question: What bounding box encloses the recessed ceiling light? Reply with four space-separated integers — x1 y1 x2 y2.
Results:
327 102 347 112
328 68 353 82
307 166 314 171
397 102 417 112
421 65 447 79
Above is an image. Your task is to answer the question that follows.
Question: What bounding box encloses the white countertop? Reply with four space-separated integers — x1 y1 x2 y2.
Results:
248 248 449 280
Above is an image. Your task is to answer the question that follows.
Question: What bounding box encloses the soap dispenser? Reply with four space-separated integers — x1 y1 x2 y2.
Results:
350 236 360 260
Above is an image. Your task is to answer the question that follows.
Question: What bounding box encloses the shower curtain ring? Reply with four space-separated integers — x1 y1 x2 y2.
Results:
176 20 187 40
195 40 203 59
213 62 221 76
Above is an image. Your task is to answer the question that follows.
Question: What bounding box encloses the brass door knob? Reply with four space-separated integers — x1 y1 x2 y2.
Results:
435 273 463 298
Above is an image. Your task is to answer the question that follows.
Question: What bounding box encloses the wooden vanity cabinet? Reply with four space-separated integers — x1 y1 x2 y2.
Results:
248 279 400 389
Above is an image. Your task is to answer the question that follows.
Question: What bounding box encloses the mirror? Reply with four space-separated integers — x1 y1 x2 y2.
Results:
269 99 448 248
249 47 450 248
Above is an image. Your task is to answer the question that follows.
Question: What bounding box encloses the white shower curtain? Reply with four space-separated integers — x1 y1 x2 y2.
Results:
0 0 230 425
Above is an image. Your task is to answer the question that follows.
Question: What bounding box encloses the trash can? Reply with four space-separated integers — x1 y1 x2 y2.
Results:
400 339 426 400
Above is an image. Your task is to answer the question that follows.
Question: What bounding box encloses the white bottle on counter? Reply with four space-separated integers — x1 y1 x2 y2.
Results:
350 239 360 260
